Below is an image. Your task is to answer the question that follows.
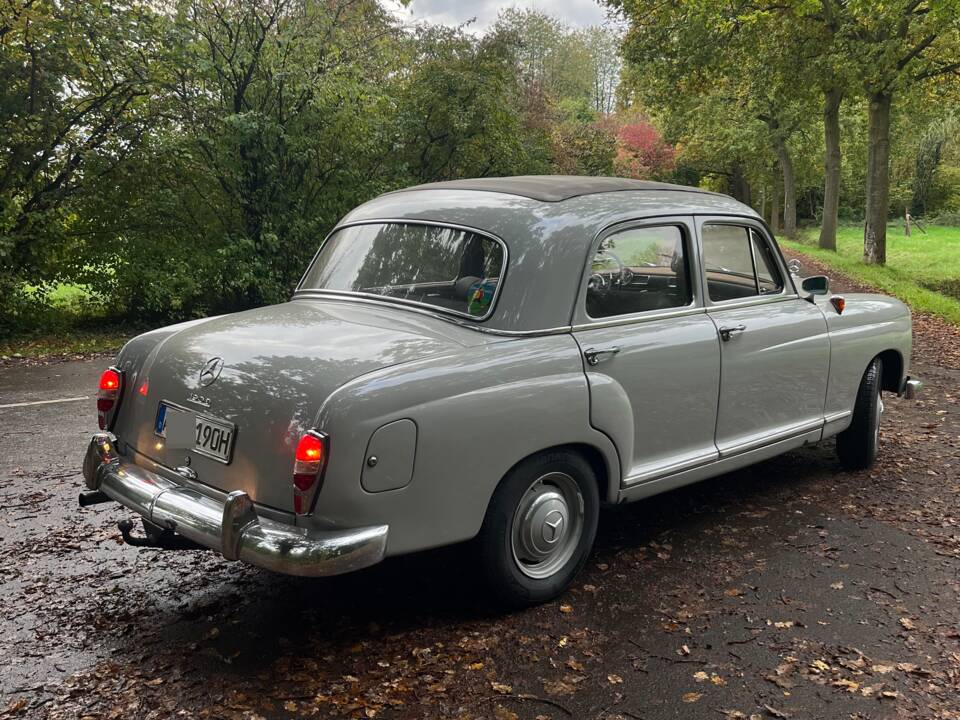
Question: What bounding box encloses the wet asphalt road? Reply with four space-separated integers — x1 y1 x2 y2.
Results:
1 269 959 719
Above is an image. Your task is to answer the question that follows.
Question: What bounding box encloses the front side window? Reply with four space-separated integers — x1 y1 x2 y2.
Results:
586 225 691 318
300 223 504 318
751 232 784 294
702 224 784 302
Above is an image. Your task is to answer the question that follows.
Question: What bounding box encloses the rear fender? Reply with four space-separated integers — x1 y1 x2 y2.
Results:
311 334 621 556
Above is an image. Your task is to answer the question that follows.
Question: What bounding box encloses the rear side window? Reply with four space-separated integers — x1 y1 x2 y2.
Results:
586 225 692 318
300 222 504 318
702 224 783 302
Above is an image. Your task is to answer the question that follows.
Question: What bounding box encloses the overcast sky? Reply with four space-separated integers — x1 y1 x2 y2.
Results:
386 0 612 32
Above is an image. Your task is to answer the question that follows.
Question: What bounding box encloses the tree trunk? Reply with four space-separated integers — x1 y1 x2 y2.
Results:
819 87 842 251
730 164 751 205
864 92 892 265
770 176 781 235
774 138 797 238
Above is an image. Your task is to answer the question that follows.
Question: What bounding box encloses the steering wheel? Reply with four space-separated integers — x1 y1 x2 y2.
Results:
588 272 609 294
591 250 629 291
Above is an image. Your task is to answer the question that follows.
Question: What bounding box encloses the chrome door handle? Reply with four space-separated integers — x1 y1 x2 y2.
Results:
719 324 746 341
583 346 620 365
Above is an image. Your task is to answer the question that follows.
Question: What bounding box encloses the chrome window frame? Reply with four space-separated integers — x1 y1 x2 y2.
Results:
293 218 510 323
572 215 703 329
695 216 797 309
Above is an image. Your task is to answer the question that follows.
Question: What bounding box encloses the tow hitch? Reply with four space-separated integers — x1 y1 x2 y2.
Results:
78 490 110 507
117 517 208 552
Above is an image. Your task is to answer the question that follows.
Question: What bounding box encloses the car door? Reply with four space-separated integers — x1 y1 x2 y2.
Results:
572 217 721 486
697 217 830 455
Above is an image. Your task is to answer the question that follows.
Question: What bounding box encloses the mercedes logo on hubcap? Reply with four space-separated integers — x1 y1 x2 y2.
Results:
542 511 564 544
198 357 224 387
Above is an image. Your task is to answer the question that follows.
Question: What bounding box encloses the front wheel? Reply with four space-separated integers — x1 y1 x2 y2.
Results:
476 450 600 608
837 358 883 470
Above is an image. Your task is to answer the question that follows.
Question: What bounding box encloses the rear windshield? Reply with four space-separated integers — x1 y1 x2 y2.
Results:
299 222 505 319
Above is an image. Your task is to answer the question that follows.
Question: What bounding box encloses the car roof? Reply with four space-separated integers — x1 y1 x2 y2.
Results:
388 175 728 204
330 176 764 333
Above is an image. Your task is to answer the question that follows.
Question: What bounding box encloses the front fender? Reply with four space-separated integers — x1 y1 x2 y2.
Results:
822 293 912 421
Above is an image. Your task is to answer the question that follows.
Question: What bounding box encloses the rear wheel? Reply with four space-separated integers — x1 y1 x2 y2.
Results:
476 450 599 608
837 358 883 470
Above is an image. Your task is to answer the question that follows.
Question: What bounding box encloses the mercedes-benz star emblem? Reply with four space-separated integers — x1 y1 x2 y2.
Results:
198 357 224 387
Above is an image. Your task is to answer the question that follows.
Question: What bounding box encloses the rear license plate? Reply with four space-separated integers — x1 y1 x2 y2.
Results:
155 402 235 464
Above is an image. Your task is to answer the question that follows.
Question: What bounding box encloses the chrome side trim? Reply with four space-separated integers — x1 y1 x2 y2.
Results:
718 418 824 457
823 410 853 424
621 420 824 489
622 449 720 487
705 294 800 312
82 433 389 577
292 291 573 337
617 428 821 504
822 409 853 439
294 218 509 323
572 305 707 331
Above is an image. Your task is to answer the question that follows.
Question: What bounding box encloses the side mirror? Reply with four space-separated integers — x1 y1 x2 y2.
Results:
801 275 830 295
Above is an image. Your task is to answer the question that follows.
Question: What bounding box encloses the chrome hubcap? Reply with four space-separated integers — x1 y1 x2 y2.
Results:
511 472 584 579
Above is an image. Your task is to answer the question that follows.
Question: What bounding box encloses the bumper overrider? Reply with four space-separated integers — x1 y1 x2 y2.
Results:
82 433 388 577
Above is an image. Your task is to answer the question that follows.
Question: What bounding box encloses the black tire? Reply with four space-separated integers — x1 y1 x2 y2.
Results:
476 450 600 608
837 358 883 470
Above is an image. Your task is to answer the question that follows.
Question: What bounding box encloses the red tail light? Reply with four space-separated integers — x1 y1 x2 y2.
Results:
293 431 328 514
97 367 124 429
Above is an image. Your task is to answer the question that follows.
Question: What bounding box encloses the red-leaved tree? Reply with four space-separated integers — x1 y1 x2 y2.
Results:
616 120 676 179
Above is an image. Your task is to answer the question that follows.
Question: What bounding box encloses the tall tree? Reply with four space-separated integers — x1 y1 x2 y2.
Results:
393 24 551 182
612 0 817 230
911 113 958 216
843 1 960 263
0 0 161 316
795 0 853 251
162 0 402 308
819 85 844 249
60 1 556 321
580 25 622 115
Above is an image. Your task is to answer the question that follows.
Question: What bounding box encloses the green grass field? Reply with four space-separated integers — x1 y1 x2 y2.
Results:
780 224 960 325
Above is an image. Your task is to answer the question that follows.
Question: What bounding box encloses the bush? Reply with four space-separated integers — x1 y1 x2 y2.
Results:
929 211 960 226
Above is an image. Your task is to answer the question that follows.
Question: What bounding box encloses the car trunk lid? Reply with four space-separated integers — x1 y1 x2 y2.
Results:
115 299 473 511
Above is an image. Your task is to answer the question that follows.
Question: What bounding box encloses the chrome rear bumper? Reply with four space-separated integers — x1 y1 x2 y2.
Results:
82 433 388 577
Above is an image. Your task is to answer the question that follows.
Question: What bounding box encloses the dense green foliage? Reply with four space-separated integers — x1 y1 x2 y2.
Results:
0 1 639 333
3 0 959 343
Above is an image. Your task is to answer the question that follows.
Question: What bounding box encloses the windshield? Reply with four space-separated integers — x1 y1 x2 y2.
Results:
299 222 505 319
